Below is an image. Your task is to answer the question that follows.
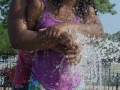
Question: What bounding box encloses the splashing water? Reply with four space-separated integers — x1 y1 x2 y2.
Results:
56 29 120 90
67 29 99 89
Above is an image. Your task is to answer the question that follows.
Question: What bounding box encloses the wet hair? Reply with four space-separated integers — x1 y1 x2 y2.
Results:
50 0 97 17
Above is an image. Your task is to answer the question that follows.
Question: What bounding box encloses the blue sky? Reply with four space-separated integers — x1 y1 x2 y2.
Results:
99 0 120 34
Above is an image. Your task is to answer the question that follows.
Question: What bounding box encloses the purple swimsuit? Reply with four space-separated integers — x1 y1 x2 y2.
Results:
31 0 81 90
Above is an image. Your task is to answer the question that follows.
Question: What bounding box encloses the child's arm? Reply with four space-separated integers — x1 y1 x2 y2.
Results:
45 6 104 42
44 6 104 65
8 0 51 50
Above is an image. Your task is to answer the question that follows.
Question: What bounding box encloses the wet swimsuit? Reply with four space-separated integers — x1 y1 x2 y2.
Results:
29 0 82 90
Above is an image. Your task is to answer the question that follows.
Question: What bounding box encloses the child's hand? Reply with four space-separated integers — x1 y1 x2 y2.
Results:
66 44 82 65
52 42 82 66
51 43 68 55
45 23 68 41
55 32 83 65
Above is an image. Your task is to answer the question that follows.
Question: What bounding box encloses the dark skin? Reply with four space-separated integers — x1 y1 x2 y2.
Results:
8 0 104 65
27 0 81 65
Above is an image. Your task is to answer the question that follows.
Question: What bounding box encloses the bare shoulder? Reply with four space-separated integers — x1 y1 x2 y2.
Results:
84 5 102 24
84 5 96 18
88 5 96 15
30 0 44 8
27 0 45 29
28 0 45 17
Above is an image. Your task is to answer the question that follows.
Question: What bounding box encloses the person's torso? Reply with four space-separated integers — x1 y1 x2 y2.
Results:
31 0 81 90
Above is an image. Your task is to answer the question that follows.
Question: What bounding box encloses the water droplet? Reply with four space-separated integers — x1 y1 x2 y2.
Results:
56 83 58 86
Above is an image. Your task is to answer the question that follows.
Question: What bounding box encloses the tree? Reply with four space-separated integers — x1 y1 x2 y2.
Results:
0 0 10 27
105 33 112 40
105 31 120 41
94 0 117 15
111 31 120 42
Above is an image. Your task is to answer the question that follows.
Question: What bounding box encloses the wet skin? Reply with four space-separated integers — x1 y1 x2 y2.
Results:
8 0 104 65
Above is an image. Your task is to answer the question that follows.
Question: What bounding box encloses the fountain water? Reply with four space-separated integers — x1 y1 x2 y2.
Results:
55 29 120 90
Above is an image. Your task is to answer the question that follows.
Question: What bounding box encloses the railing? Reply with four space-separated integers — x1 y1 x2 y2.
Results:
85 70 120 90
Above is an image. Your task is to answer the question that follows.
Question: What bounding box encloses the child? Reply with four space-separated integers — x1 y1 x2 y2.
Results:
27 0 82 90
26 0 104 89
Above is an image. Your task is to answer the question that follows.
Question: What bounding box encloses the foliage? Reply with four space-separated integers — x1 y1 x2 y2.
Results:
0 23 17 55
111 31 120 41
94 0 117 15
0 0 10 27
105 31 120 41
105 33 112 40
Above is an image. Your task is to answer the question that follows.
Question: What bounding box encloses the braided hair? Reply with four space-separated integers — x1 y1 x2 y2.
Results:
50 0 97 17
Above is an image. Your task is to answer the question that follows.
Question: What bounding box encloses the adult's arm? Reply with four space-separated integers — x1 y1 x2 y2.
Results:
8 0 49 50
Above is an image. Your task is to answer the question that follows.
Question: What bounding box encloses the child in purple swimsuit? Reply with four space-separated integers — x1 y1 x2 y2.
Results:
27 0 82 90
26 0 103 90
